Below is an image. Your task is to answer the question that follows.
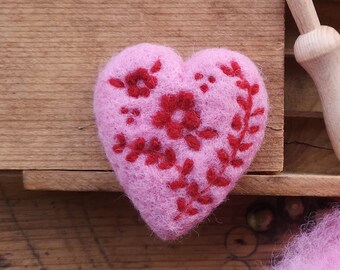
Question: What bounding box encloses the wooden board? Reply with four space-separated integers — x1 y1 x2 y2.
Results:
23 170 340 196
0 171 303 270
284 117 340 174
0 0 284 172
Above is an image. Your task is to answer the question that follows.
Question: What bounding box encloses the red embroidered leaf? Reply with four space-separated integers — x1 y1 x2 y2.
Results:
213 177 230 187
236 80 249 90
185 134 201 151
231 158 244 167
150 60 162 73
176 198 186 212
158 162 173 170
164 147 176 164
116 133 126 145
231 114 242 131
109 78 124 88
168 178 186 190
220 65 233 76
149 137 161 151
251 107 265 116
251 84 259 95
237 96 249 110
231 61 241 76
239 143 253 152
249 125 260 134
125 151 139 163
112 144 124 154
187 182 199 198
197 195 213 204
182 159 194 175
197 128 218 139
206 168 217 184
228 134 239 149
145 153 159 165
217 149 229 164
186 207 198 216
132 137 145 151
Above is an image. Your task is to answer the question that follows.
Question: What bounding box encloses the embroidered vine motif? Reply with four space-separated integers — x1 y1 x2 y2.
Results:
110 60 265 222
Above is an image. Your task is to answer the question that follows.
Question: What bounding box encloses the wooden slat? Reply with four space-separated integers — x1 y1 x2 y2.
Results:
0 172 295 270
0 0 284 172
23 170 340 196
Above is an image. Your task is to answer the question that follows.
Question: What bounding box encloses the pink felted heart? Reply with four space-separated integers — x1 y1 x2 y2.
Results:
94 43 268 240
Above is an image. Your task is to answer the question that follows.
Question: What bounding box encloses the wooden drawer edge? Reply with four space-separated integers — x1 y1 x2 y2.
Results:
23 170 340 196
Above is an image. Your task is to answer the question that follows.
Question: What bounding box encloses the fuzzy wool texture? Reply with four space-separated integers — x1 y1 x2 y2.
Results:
271 207 340 270
94 43 268 240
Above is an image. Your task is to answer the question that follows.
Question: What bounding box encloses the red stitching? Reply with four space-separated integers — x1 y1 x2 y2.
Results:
171 60 265 221
151 91 218 149
111 60 265 222
150 60 162 73
108 60 161 98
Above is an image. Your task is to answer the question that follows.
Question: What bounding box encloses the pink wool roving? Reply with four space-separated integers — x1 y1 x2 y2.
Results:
271 207 340 270
93 43 268 240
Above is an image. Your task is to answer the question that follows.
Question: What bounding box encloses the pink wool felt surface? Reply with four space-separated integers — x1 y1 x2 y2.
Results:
94 43 268 240
271 208 340 270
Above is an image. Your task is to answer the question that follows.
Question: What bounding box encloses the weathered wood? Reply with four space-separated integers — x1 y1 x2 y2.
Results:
0 171 298 270
285 117 340 174
0 0 284 172
23 170 340 196
285 57 322 117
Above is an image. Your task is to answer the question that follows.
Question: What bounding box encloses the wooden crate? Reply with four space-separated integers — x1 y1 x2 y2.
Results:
0 1 339 269
0 1 340 194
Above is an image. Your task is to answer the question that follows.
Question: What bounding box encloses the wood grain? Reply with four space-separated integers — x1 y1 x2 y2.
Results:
0 0 284 172
284 117 340 174
0 171 300 270
285 57 322 117
23 170 340 196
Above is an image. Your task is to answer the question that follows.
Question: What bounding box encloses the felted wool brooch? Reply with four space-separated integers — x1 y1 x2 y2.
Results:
94 43 268 240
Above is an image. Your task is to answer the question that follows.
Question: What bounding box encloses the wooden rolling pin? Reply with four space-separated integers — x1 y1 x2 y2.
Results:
286 0 340 161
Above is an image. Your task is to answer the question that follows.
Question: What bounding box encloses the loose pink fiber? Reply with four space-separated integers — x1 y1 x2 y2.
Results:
271 207 340 270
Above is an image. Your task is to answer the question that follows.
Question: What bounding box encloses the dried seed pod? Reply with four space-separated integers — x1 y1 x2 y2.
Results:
247 203 275 232
284 197 305 221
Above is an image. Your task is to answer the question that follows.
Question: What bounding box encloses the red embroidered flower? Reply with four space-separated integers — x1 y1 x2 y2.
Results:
152 91 218 151
109 60 161 98
124 68 157 98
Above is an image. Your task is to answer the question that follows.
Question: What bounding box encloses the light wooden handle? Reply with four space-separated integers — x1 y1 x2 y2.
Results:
287 0 340 161
286 0 320 33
